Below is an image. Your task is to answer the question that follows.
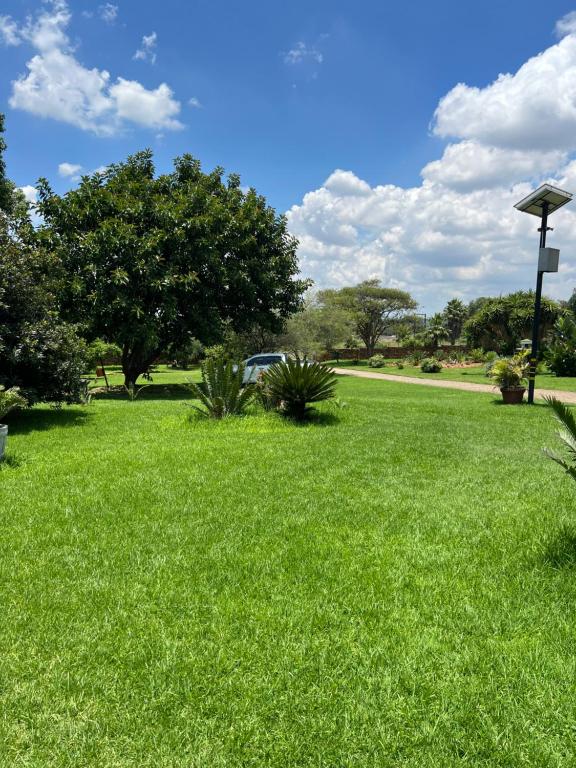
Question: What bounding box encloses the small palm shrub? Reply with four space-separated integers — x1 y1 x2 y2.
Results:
186 359 254 419
487 354 528 389
420 358 443 373
544 397 576 480
0 386 27 422
263 359 337 420
395 360 405 369
368 355 386 368
468 348 487 363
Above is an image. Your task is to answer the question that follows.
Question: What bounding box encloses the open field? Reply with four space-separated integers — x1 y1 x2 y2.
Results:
329 358 576 392
2 374 576 766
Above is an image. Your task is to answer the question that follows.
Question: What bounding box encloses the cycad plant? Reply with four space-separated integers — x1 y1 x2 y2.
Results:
263 358 337 420
544 396 576 480
186 358 254 419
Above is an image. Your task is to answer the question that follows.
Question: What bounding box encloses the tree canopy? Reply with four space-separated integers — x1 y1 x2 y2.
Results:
318 280 417 356
464 291 563 354
37 150 309 386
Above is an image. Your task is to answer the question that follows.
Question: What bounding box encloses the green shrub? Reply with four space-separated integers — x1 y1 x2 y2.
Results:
171 338 204 369
86 339 122 370
407 350 425 365
254 372 281 411
468 348 487 363
433 349 447 361
395 360 405 369
546 317 576 376
487 354 528 389
0 386 27 422
420 358 443 373
186 359 254 419
263 359 337 420
368 355 386 368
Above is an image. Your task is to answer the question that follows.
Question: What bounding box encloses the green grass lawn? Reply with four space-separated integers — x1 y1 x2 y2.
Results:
330 358 576 392
2 374 576 766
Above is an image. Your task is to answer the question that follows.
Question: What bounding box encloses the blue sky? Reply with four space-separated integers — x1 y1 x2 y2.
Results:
3 0 576 311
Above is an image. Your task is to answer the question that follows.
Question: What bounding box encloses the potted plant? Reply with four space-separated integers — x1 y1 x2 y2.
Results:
488 354 528 404
0 386 27 461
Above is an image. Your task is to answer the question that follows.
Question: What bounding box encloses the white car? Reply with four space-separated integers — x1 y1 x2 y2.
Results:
240 353 289 385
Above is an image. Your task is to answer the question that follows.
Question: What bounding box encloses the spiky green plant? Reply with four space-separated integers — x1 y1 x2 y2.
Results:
544 397 576 481
186 359 254 419
263 359 337 420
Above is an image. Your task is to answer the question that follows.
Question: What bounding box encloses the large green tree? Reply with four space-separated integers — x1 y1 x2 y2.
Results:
464 291 563 354
318 280 417 356
37 151 309 386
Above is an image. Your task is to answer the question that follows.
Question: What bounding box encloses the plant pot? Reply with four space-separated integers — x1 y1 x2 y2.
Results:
500 386 526 405
0 424 7 461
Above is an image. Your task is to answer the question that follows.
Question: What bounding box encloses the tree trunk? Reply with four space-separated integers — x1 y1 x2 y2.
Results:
122 343 158 388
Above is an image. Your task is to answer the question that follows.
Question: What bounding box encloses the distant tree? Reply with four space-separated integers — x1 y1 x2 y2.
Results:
567 289 576 321
442 298 467 345
37 150 309 387
464 291 563 354
423 313 448 350
319 280 417 356
467 296 492 317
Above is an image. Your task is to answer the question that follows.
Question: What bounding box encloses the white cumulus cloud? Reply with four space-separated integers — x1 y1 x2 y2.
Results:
288 17 576 311
7 1 182 135
433 34 576 152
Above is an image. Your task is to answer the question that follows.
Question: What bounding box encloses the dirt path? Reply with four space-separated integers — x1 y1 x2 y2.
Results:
333 367 576 405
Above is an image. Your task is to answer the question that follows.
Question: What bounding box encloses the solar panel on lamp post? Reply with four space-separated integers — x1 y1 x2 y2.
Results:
514 184 573 404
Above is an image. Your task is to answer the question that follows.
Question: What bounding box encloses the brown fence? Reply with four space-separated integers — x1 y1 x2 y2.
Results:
319 345 468 361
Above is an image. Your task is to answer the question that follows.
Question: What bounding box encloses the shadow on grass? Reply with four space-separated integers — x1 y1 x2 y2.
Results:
281 410 343 427
0 453 22 470
92 384 192 402
5 407 92 435
543 525 576 569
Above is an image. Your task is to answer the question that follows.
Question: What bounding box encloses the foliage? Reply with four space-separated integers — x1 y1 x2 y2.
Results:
420 358 443 373
468 348 487 363
395 360 405 369
442 298 467 345
0 209 88 404
86 339 122 369
422 313 448 349
0 114 15 214
254 372 281 411
546 316 576 377
170 337 204 369
368 355 386 368
464 291 562 354
0 386 27 422
37 150 309 388
487 353 528 389
263 359 337 420
543 396 576 481
186 358 254 419
318 280 417 356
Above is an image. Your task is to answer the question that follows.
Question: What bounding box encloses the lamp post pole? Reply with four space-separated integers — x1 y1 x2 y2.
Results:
527 201 550 405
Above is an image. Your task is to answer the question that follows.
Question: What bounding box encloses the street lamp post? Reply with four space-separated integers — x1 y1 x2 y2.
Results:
514 184 573 404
